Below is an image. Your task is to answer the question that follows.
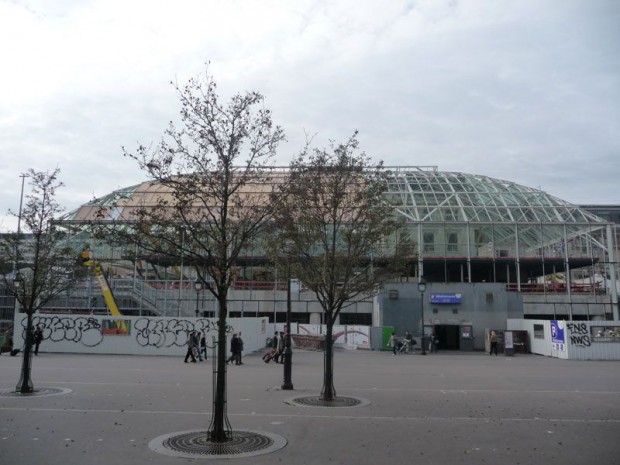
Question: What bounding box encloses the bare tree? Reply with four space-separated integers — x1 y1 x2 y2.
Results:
276 132 414 401
93 72 285 441
0 168 77 393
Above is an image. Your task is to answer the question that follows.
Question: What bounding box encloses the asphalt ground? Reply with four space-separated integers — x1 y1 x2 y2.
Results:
1 348 619 465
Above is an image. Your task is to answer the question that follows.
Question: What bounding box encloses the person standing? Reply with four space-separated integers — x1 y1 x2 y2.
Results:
489 331 498 356
389 332 398 355
236 332 244 365
184 331 197 363
430 334 439 353
271 331 279 363
276 331 286 363
33 326 44 356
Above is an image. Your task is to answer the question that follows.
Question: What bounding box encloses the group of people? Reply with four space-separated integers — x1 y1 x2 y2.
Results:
183 330 208 363
389 331 417 354
262 331 286 363
389 331 439 354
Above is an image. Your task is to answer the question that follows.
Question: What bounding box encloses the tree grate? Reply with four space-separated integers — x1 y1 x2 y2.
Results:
0 387 71 398
288 395 365 407
149 429 287 459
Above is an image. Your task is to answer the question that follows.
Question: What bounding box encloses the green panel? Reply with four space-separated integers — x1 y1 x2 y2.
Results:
382 326 394 351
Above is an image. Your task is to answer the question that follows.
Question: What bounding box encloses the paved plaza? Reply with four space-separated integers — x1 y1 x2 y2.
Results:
1 348 619 464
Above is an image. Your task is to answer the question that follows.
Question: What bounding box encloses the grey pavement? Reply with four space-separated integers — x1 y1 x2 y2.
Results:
1 348 619 465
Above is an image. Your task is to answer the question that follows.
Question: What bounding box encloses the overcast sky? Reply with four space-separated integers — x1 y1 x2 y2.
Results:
1 0 618 232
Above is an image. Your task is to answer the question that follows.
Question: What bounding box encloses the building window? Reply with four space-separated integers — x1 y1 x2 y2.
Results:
447 232 458 252
339 313 372 325
423 232 435 252
533 324 545 339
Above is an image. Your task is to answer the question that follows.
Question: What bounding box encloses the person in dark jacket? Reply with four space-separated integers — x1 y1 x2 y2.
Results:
226 333 240 365
199 333 207 360
184 331 197 363
33 326 44 355
236 332 244 365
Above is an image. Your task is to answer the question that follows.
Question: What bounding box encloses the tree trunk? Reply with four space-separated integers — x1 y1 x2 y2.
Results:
320 317 336 401
208 296 230 442
16 311 34 393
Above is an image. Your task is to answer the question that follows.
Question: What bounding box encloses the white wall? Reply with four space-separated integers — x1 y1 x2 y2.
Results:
507 319 620 360
14 313 269 357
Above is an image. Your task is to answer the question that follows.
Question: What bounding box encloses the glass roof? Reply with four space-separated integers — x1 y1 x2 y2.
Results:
59 168 608 256
385 168 605 225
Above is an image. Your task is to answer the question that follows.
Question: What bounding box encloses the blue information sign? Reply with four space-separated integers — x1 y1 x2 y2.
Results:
429 293 462 304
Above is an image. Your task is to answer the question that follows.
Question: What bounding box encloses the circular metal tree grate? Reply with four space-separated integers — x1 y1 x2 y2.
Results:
149 429 287 459
0 387 71 398
285 395 369 408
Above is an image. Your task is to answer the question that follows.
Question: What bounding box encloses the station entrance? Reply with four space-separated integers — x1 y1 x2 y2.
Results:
433 324 460 350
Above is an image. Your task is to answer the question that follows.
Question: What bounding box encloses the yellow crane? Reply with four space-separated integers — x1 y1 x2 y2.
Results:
81 251 128 334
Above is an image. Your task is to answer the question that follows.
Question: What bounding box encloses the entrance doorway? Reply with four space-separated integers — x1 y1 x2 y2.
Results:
434 325 460 350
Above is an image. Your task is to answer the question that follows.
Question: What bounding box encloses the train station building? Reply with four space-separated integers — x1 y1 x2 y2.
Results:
2 167 619 351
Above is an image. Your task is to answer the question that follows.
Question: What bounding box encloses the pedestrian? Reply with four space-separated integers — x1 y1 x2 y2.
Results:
193 331 203 361
275 331 285 363
270 331 279 363
389 332 398 355
33 325 43 356
402 331 413 353
1 327 14 354
226 333 240 365
184 331 197 363
489 330 498 355
200 333 207 360
236 332 244 365
430 334 439 353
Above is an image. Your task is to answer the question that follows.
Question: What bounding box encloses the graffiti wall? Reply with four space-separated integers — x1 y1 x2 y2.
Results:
507 319 620 360
14 313 268 357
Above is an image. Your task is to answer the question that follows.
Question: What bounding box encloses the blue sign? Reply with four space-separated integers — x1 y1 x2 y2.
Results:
429 293 462 304
550 320 565 352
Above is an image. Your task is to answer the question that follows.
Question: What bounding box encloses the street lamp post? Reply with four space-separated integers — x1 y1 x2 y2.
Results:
281 250 294 390
194 280 201 318
418 277 427 356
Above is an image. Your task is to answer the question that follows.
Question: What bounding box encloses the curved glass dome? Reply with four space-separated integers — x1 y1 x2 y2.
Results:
385 167 604 224
383 167 608 260
59 167 608 259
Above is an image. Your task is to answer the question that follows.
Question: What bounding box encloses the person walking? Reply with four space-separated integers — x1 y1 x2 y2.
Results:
489 331 498 355
226 333 240 365
236 332 244 365
33 325 44 356
200 333 207 360
193 331 203 361
184 331 197 363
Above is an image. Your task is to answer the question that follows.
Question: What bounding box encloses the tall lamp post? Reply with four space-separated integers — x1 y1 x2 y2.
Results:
418 277 427 355
194 280 201 318
281 248 294 390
